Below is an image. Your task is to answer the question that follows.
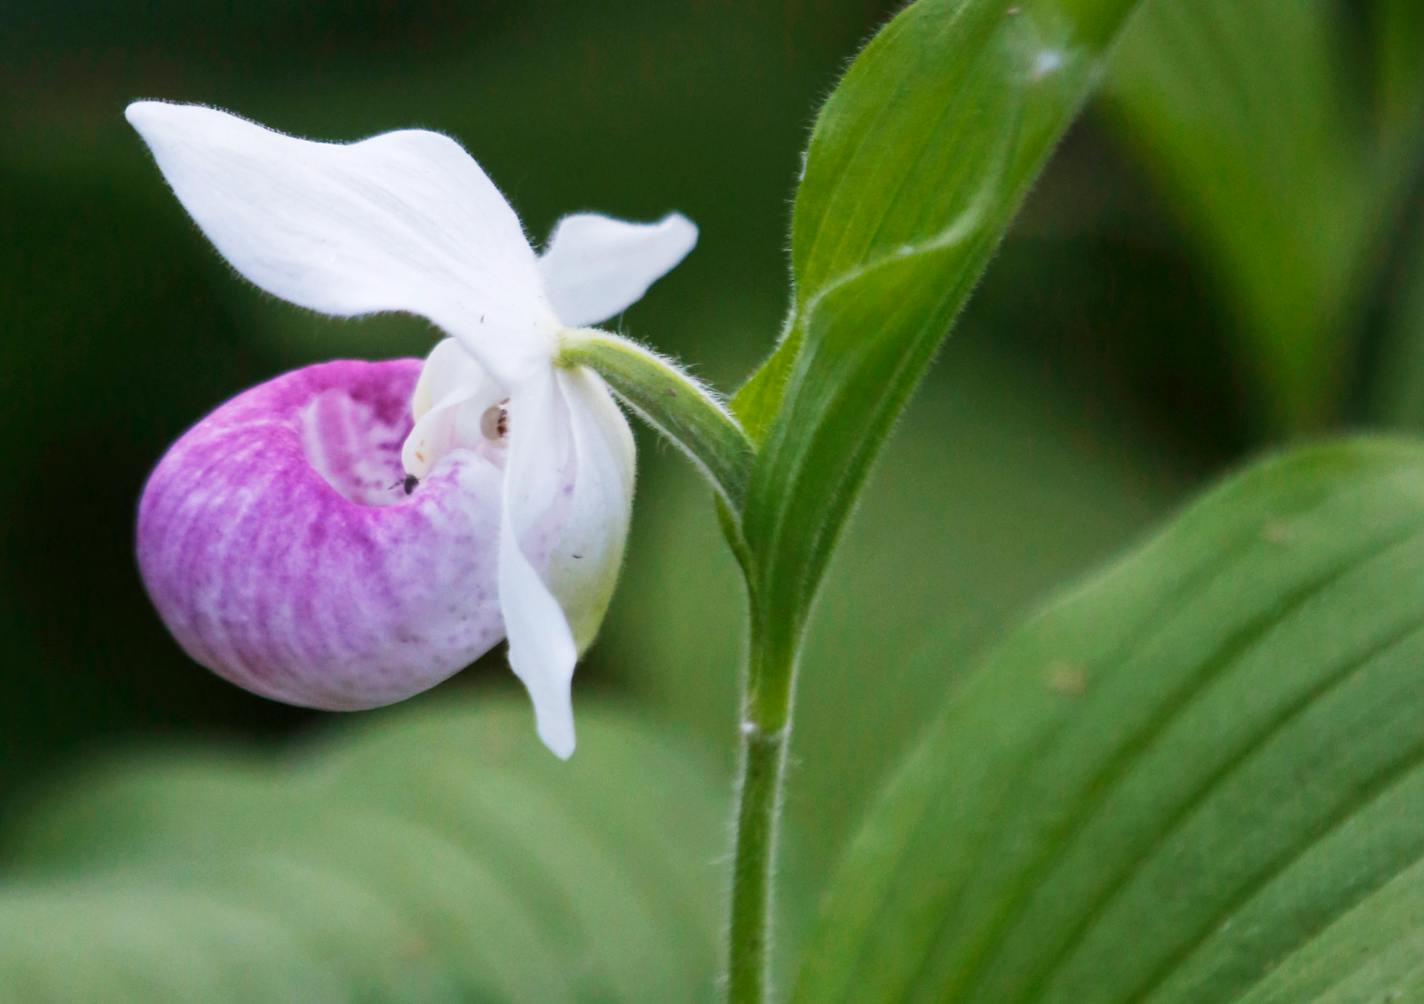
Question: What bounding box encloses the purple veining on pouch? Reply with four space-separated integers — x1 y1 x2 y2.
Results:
137 359 509 710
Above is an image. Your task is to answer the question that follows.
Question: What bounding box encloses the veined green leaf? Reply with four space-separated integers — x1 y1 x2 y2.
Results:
0 696 727 1003
733 0 1143 675
794 438 1424 1002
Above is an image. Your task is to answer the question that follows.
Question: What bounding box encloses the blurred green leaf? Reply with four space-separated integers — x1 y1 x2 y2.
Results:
1108 0 1424 434
0 696 728 1003
732 0 1142 670
794 437 1424 1001
1372 207 1424 427
1373 0 1424 164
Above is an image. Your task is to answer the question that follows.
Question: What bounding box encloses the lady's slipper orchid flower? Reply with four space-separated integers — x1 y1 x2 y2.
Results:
127 101 696 758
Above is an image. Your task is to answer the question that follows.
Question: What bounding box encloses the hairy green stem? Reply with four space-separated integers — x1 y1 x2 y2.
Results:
557 329 753 512
726 609 799 1002
728 724 788 1002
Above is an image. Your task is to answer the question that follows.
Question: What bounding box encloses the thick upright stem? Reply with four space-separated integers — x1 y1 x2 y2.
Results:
728 722 788 1002
726 610 799 1003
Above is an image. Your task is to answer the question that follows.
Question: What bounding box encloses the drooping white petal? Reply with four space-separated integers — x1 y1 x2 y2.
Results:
538 212 697 328
545 368 635 651
126 101 560 383
498 371 579 758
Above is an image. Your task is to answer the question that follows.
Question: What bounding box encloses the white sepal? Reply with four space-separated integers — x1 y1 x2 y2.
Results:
126 101 560 384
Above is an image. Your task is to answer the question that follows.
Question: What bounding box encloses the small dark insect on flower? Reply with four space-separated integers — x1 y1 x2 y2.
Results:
389 474 420 495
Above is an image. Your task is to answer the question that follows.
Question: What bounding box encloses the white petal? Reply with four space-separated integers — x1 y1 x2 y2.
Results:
498 372 579 758
126 101 560 383
538 212 697 327
546 368 635 651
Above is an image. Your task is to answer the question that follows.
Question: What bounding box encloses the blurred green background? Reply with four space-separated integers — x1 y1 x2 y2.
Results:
0 0 1422 996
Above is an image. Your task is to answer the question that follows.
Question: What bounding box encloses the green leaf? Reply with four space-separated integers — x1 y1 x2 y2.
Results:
0 695 728 1003
1365 0 1424 429
731 0 1142 668
793 437 1424 1002
1375 0 1424 148
1371 212 1424 429
1107 0 1424 434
